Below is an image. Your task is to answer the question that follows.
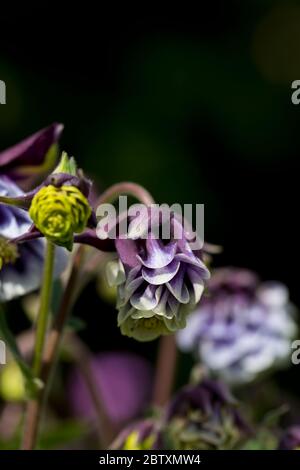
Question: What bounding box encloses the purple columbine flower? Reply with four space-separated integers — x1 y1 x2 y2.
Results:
106 207 210 341
278 426 300 450
163 378 249 450
0 177 67 301
177 268 297 385
68 352 153 426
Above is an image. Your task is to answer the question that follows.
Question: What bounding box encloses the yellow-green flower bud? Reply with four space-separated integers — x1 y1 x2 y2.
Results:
122 431 155 450
29 185 91 250
0 362 25 402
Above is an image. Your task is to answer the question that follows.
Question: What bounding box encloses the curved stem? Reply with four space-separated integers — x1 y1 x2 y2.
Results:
96 182 155 206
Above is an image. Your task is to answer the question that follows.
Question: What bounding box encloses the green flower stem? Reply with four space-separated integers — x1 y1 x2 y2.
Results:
32 240 56 376
21 245 85 450
22 240 55 450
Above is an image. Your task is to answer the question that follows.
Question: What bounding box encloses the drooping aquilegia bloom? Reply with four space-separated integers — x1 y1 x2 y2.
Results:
162 378 249 450
106 207 210 341
278 426 300 450
177 268 297 385
0 124 67 301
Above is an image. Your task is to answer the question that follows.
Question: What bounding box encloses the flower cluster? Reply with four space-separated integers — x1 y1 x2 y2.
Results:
106 207 210 341
163 379 249 450
1 126 210 342
177 268 297 384
112 377 249 450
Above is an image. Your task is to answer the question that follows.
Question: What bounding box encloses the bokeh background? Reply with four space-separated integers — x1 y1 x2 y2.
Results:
1 0 300 447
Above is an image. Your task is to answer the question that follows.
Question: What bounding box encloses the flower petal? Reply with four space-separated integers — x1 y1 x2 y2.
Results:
137 239 177 269
115 238 141 269
142 259 180 285
106 259 126 287
0 123 63 182
131 284 162 311
188 267 205 304
175 253 210 279
167 268 190 304
0 240 68 301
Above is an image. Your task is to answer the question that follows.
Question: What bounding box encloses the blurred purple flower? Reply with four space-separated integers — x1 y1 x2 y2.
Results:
278 426 300 450
163 378 249 450
106 207 210 341
177 268 297 385
68 352 153 426
0 123 63 186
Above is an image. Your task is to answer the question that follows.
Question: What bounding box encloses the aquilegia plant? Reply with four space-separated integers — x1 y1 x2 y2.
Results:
1 125 296 452
0 125 210 450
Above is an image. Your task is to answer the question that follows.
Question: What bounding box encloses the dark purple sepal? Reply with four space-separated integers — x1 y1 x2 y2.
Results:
0 123 63 182
44 172 92 197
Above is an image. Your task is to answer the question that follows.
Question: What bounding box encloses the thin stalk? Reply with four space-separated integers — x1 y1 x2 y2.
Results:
22 240 55 449
32 241 56 376
152 335 177 408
